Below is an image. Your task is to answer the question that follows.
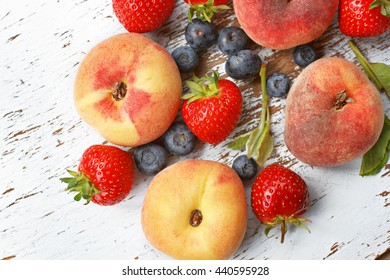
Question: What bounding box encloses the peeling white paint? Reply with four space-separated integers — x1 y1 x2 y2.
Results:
0 0 389 260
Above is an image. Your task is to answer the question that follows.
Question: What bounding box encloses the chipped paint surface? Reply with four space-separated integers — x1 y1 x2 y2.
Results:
0 0 389 260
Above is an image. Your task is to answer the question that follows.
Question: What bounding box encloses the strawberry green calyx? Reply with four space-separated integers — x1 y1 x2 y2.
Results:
187 0 230 22
60 169 100 204
264 215 311 244
182 71 220 104
369 0 390 17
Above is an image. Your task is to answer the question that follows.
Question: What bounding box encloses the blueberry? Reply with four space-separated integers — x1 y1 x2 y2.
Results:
218 27 249 56
266 72 290 98
163 122 196 155
293 44 317 67
134 143 168 176
172 46 199 73
232 155 258 181
225 50 261 79
185 19 218 52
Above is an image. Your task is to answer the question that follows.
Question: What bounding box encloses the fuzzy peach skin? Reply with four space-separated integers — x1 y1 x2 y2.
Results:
74 33 182 147
233 0 338 50
284 57 384 167
141 159 248 260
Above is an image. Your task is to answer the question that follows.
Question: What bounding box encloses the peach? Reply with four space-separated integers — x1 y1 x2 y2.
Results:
284 57 384 167
141 159 248 260
74 33 182 147
233 0 338 50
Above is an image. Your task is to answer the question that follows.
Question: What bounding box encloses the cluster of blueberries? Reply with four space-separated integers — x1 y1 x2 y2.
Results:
134 19 318 181
173 19 317 98
134 121 259 181
133 122 196 176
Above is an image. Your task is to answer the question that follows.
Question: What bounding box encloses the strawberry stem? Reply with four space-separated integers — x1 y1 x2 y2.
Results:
260 64 268 126
264 215 311 244
280 219 286 244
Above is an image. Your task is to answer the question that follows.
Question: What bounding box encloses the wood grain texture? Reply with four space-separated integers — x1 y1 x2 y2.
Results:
0 0 389 260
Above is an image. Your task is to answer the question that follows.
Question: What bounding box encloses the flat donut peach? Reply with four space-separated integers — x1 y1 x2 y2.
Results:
74 33 182 147
284 57 384 166
141 159 248 260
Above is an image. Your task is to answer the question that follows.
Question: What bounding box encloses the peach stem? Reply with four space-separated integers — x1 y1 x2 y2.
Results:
189 209 203 227
112 81 127 101
333 90 354 110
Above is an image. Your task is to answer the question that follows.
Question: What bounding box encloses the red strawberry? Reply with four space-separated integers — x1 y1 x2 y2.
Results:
60 145 134 206
339 0 390 37
251 164 310 243
184 0 230 22
181 72 242 145
112 0 175 33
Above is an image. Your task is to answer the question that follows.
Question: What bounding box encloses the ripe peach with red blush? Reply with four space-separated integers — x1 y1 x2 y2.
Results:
74 33 182 147
233 0 338 50
284 57 384 166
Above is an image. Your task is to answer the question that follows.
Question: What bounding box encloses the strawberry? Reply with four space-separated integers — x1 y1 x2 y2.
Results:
181 72 242 145
184 0 230 22
339 0 390 37
112 0 175 33
251 164 310 243
60 145 134 206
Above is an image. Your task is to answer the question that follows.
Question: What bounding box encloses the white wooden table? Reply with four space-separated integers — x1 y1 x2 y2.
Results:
1 0 389 260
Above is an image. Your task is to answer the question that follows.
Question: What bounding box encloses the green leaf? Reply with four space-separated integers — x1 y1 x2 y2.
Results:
182 92 198 100
60 170 99 204
360 115 390 176
348 40 390 98
369 0 390 17
59 177 73 183
348 40 382 90
81 181 89 194
66 178 79 190
245 64 274 166
188 8 194 22
186 80 204 93
74 193 82 202
248 125 274 166
66 169 79 177
384 4 390 17
228 134 250 150
371 63 390 98
264 224 276 237
369 0 381 9
182 72 220 105
227 64 274 166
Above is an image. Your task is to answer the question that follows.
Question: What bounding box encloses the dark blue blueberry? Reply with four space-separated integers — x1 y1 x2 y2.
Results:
134 143 168 176
172 46 199 73
218 27 249 56
232 155 258 181
185 19 218 51
163 122 196 155
293 44 317 67
225 50 261 79
266 72 290 98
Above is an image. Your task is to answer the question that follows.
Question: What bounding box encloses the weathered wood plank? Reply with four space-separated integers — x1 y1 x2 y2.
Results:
0 0 389 260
